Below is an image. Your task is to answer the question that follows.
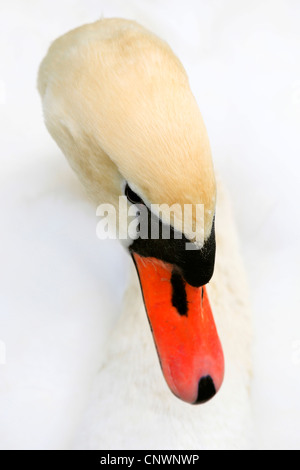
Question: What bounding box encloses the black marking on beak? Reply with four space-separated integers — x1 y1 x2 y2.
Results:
194 376 216 404
171 270 188 316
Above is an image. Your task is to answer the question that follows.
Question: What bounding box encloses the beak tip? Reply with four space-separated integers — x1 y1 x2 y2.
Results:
194 375 217 405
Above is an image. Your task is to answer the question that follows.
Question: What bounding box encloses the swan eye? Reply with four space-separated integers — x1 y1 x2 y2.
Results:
125 184 144 205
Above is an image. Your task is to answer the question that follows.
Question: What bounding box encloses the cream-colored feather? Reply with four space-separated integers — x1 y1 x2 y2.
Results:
38 18 215 241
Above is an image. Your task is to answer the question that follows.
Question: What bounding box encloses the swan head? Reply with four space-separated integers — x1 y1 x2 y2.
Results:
38 18 224 404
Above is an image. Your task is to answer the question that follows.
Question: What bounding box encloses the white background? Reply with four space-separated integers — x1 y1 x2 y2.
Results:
0 0 299 449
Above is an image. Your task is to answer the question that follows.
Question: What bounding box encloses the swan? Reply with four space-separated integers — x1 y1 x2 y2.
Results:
38 18 253 450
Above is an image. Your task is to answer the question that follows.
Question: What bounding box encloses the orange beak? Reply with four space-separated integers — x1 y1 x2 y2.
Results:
133 253 224 404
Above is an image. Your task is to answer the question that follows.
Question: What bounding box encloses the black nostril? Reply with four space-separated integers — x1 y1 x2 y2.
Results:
194 376 216 404
171 270 188 317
